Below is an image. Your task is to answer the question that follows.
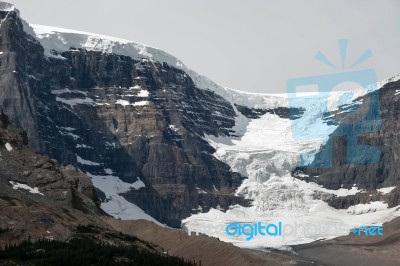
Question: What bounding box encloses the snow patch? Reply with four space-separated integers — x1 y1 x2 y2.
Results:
346 201 388 215
320 185 363 197
133 101 149 106
86 172 158 224
51 88 88 96
55 96 94 108
116 99 131 106
195 185 207 194
58 128 81 140
9 181 44 196
116 99 149 107
0 2 15 12
129 85 142 90
168 125 180 133
131 177 146 190
76 144 93 149
51 89 93 108
76 155 101 166
5 142 12 151
377 186 396 195
104 168 114 175
137 90 149 97
59 126 76 132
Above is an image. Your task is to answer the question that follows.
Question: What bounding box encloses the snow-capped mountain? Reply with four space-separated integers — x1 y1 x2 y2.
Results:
1 2 400 250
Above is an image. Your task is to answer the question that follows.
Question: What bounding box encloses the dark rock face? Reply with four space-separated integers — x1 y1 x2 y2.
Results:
0 10 249 227
0 110 100 213
235 104 304 119
319 186 400 210
0 108 9 128
297 79 400 190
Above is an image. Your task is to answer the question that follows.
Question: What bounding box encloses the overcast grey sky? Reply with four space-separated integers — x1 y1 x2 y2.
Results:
6 0 400 93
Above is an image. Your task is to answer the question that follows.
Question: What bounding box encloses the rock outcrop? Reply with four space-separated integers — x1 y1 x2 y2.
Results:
297 80 400 190
0 108 105 245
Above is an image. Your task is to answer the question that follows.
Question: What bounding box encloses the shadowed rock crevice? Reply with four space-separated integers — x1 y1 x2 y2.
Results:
235 104 305 119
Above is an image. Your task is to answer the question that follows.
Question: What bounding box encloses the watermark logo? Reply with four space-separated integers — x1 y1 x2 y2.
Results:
351 225 384 236
185 221 350 241
287 39 382 168
225 221 283 241
186 221 384 241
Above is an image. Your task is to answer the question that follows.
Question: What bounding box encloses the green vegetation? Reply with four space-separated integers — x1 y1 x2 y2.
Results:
0 237 197 266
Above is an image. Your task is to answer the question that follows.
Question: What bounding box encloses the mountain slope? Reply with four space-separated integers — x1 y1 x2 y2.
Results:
1 1 400 252
0 5 254 227
0 107 104 245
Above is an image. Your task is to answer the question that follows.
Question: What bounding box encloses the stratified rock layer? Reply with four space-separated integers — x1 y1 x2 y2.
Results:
0 9 249 226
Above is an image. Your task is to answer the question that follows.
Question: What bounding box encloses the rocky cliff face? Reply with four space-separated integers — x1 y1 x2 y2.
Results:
297 81 400 190
0 9 253 227
3 3 399 231
293 80 400 209
2 3 400 252
0 107 106 244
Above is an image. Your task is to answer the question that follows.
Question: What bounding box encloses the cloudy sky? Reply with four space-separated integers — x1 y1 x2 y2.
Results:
6 0 400 93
